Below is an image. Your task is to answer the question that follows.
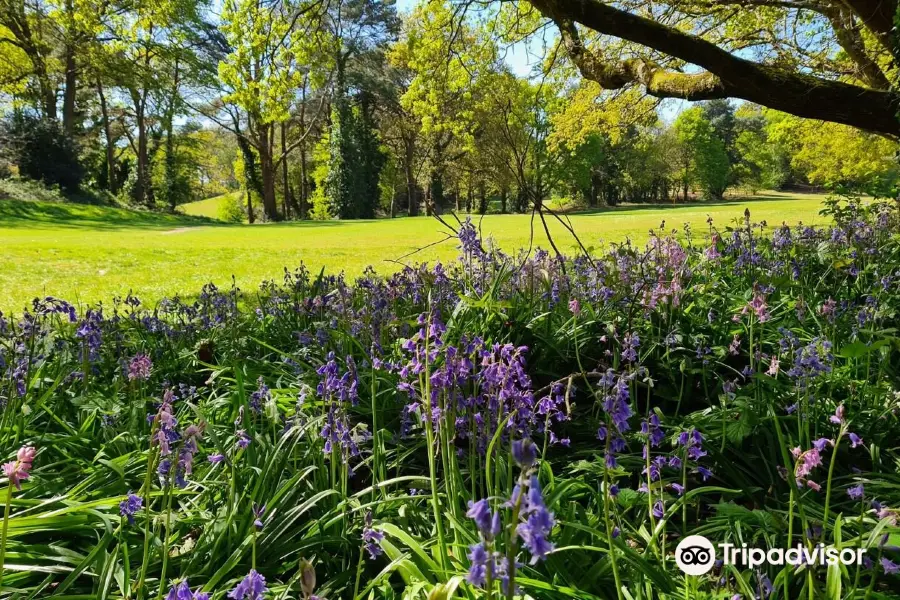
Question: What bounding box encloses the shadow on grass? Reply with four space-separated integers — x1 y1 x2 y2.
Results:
0 199 226 231
0 198 367 231
560 193 823 217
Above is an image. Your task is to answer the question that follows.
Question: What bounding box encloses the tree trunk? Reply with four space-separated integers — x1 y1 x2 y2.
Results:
231 113 262 224
589 173 600 207
164 117 176 212
133 95 150 206
426 169 443 216
97 80 117 194
280 121 293 219
500 187 508 214
478 182 487 215
299 146 308 220
162 59 181 212
405 138 417 216
257 123 280 222
297 77 309 220
62 47 77 134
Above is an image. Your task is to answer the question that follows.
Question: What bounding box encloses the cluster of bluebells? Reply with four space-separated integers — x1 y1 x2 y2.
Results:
149 386 204 488
249 376 271 414
677 429 713 484
790 405 864 492
317 352 364 464
596 369 633 469
786 338 833 387
127 353 153 382
165 580 209 600
465 440 555 594
75 308 104 364
0 199 899 596
393 315 566 452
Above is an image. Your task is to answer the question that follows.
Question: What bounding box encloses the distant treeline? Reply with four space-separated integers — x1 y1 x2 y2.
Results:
0 0 897 221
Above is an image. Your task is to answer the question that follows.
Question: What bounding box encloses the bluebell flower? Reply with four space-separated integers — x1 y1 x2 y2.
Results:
228 569 267 600
119 493 142 524
166 580 209 600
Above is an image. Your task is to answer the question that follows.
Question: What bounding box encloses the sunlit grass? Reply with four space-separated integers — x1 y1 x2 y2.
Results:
179 192 239 219
0 191 828 310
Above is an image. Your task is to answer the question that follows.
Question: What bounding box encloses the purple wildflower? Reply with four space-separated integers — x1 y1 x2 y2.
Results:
516 476 555 564
127 354 153 382
228 569 267 600
119 493 143 524
253 503 266 529
362 511 384 559
512 438 537 468
166 580 210 600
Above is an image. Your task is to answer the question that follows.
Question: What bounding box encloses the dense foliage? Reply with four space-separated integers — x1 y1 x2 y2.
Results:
0 113 84 191
2 198 900 599
1 0 897 220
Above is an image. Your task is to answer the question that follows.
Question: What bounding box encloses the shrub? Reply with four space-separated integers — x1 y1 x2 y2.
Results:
217 191 248 223
0 113 84 191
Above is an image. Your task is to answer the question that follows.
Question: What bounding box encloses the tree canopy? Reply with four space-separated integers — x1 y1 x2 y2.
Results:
519 0 899 136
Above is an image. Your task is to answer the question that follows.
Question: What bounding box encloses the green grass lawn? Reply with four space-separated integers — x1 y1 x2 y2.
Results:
1 191 829 311
179 192 239 219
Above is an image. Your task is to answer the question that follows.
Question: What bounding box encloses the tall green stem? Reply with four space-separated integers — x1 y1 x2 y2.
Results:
0 482 13 590
156 475 174 600
136 445 158 600
822 430 844 534
602 432 624 600
424 311 448 574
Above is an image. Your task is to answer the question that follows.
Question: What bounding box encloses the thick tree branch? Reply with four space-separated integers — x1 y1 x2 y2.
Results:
556 18 727 100
528 0 900 137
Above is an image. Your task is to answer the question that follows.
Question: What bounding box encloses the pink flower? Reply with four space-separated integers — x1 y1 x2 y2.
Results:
747 292 771 322
568 299 581 316
830 404 845 425
17 446 36 465
2 445 35 491
767 356 780 376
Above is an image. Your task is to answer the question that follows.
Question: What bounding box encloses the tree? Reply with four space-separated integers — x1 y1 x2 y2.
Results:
321 0 398 219
673 106 730 199
389 0 497 214
218 0 316 221
731 105 789 193
702 99 737 163
519 0 900 137
766 110 899 194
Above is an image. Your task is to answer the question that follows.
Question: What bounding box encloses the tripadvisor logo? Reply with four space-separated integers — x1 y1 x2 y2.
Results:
675 535 867 575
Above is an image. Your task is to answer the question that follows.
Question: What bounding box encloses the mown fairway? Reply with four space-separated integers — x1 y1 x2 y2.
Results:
1 191 827 310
